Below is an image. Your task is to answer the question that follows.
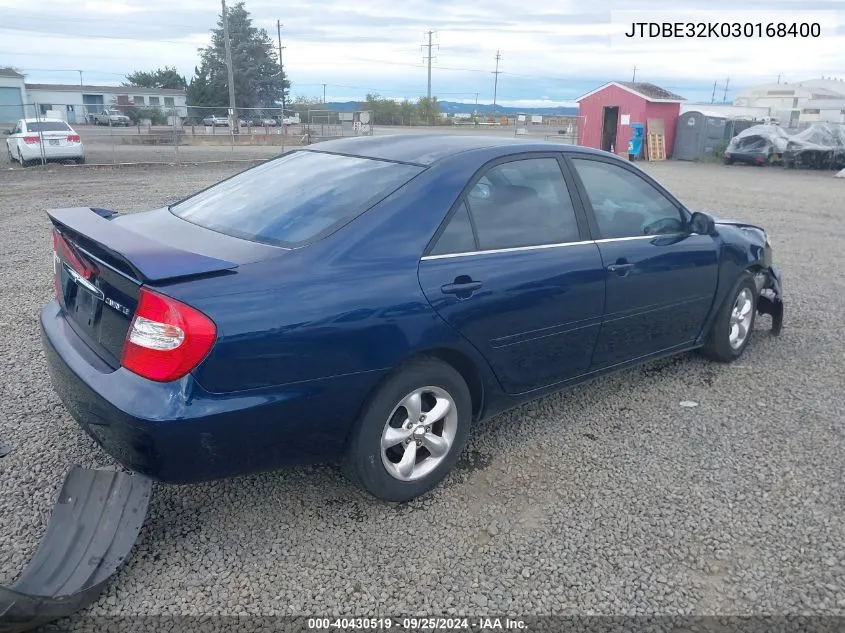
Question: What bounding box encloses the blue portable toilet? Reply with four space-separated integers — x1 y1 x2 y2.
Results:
628 123 645 160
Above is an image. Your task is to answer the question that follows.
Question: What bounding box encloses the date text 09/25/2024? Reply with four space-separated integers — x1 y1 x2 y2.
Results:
307 617 527 630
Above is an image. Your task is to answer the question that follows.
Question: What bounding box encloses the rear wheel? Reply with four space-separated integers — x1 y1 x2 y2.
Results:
700 272 757 363
17 148 30 167
343 358 472 502
76 156 86 165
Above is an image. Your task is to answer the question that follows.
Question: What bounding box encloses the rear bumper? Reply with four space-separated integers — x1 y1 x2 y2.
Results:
19 143 84 161
40 300 382 484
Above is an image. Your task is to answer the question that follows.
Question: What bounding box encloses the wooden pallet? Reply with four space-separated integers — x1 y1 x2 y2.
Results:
647 133 666 161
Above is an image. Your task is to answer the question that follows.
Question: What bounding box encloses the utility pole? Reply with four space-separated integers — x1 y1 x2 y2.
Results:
277 20 286 116
722 76 730 103
77 70 83 86
632 66 637 82
711 80 717 103
221 0 238 133
475 92 479 106
322 83 326 104
777 74 781 84
492 50 502 114
422 30 437 125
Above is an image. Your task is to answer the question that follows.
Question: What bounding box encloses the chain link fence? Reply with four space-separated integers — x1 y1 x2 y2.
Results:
514 114 583 145
1 104 376 166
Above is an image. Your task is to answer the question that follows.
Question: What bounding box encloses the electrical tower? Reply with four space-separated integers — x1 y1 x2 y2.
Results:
492 50 502 114
421 30 438 124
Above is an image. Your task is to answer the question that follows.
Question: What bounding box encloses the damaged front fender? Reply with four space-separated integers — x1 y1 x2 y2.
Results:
0 467 152 633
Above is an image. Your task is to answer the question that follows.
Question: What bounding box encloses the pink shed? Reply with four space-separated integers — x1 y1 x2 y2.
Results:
576 82 686 158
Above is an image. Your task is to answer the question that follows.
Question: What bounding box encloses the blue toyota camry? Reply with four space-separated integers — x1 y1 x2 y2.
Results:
41 135 784 501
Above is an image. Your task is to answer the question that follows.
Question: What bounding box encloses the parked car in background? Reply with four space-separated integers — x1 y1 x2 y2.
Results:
724 124 789 166
41 136 783 503
202 115 229 127
92 109 131 126
262 118 278 126
783 123 845 170
5 118 84 166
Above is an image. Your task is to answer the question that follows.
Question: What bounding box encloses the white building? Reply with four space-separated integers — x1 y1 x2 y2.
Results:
733 78 845 127
0 68 27 122
0 74 188 124
680 103 771 120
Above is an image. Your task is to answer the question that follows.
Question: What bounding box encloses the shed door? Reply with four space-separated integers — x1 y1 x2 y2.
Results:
0 87 24 123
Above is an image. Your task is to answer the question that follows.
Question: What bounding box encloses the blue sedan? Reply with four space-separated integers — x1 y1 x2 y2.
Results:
41 135 784 502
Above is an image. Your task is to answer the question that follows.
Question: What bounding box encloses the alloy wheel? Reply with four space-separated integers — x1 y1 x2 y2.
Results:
380 386 458 481
729 288 754 349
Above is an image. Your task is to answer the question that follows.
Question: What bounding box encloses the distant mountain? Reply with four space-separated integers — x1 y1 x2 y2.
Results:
439 101 579 116
321 100 579 116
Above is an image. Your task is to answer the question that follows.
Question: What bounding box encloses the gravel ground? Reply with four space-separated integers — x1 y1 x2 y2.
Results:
0 160 844 625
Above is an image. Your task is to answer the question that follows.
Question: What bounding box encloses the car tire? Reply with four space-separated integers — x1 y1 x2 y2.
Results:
17 148 29 167
700 272 758 363
76 157 86 165
723 157 733 165
342 357 472 502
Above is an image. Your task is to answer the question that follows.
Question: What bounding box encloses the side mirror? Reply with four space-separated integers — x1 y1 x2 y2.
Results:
689 211 716 236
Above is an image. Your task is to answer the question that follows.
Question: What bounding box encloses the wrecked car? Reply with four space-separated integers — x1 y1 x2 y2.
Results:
4 136 785 631
783 122 845 170
724 124 789 166
38 136 784 502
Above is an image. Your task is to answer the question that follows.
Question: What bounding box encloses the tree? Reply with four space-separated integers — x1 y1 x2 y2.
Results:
187 2 289 112
417 96 440 125
287 95 322 119
124 66 187 89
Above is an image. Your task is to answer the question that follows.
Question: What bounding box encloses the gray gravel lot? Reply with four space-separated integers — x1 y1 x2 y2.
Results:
0 159 844 625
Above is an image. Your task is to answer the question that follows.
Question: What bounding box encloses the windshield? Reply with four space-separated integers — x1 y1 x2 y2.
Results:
170 150 424 247
26 121 72 132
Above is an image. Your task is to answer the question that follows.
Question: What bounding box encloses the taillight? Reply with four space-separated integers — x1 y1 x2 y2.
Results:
121 288 216 382
52 228 98 280
67 135 81 143
23 136 39 144
52 253 62 301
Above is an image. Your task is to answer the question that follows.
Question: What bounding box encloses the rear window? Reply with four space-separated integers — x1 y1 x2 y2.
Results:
170 150 423 247
26 121 72 132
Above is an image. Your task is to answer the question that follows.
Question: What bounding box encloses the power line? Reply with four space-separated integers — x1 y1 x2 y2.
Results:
0 27 204 46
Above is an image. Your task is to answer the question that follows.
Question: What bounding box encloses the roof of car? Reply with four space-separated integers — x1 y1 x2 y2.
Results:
307 134 610 166
22 118 71 124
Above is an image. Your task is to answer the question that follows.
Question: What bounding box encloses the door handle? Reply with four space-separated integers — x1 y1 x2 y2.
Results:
441 279 482 295
607 262 635 275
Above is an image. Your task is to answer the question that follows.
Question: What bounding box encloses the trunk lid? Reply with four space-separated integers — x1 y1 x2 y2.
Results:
48 207 240 368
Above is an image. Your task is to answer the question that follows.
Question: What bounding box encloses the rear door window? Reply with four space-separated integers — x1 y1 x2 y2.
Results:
170 150 424 247
465 157 581 251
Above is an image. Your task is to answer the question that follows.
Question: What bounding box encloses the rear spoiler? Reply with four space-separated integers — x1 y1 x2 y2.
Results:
46 207 238 283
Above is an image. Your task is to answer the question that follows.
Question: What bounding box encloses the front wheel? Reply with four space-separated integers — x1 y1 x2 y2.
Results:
343 358 472 502
700 273 757 362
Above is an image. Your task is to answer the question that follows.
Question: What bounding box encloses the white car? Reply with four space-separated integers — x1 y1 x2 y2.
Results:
5 118 85 166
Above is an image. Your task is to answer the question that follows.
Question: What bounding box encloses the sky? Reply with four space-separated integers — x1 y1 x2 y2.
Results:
1 0 844 107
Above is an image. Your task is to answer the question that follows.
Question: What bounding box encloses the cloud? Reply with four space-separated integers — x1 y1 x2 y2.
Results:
1 0 843 104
